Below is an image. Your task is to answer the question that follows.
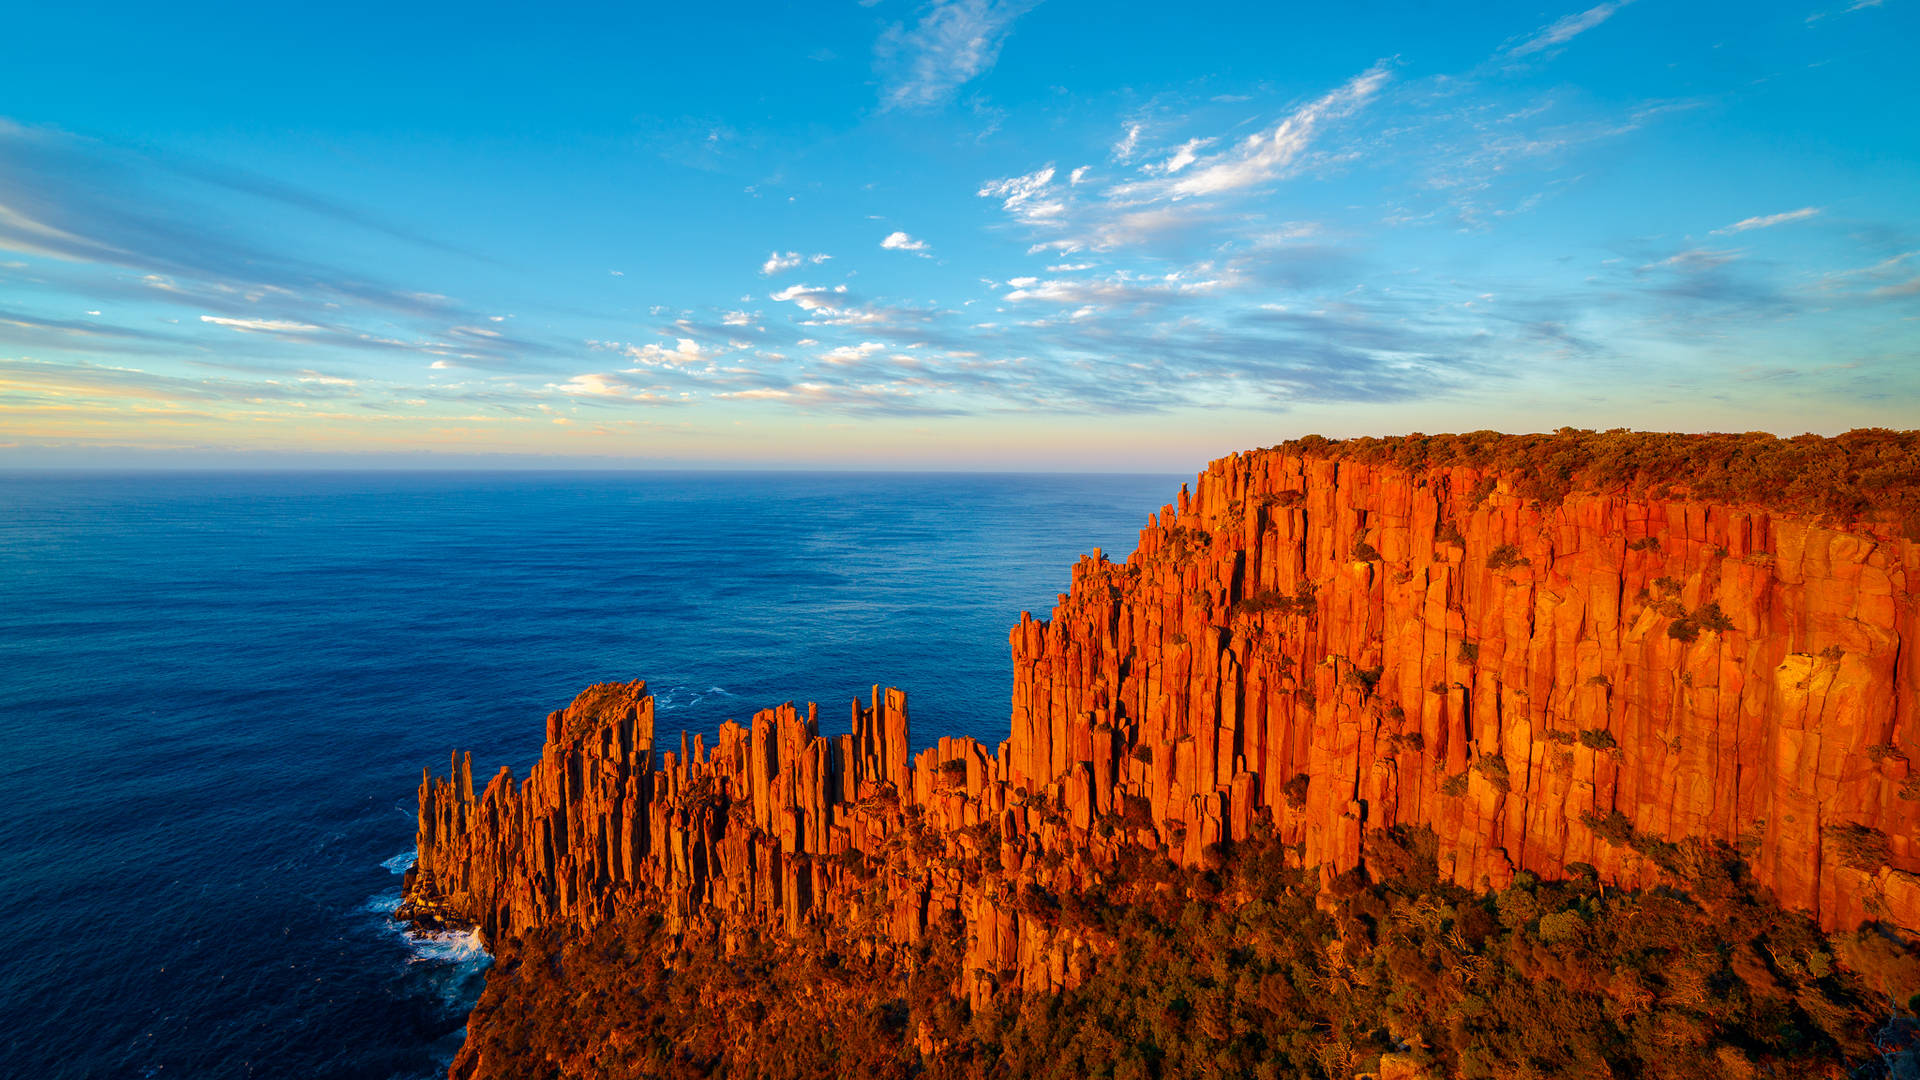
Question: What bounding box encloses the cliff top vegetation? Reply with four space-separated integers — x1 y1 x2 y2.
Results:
1271 428 1920 536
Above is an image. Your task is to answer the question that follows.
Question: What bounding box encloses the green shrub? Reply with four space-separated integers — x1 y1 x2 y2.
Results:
1581 809 1636 845
1579 729 1617 751
1537 909 1584 944
1830 823 1890 871
1473 754 1512 793
1281 773 1311 808
1231 582 1318 618
1485 544 1528 571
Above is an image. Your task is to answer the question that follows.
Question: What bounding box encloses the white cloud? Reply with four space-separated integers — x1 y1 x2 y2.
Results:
296 370 356 386
770 283 849 311
977 165 1062 223
609 337 721 368
722 310 754 326
881 230 930 252
1142 63 1390 200
876 0 1044 110
1111 123 1142 162
1504 1 1631 58
199 315 324 334
1144 138 1212 175
1711 207 1821 235
1069 165 1091 185
762 251 830 276
552 372 634 397
716 386 802 401
820 341 888 364
1001 267 1233 305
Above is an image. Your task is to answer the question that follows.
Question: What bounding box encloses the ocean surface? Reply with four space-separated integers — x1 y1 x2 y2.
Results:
0 470 1180 1079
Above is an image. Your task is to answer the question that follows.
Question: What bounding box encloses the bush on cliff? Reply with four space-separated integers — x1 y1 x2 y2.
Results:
449 829 1915 1080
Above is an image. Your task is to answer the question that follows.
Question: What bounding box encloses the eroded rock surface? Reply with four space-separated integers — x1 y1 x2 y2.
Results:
407 443 1919 1012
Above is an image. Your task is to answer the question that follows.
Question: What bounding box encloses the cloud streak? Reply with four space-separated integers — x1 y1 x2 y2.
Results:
1712 207 1821 234
1502 2 1631 58
876 0 1044 110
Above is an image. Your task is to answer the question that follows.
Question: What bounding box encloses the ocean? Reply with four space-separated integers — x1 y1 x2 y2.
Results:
0 470 1179 1079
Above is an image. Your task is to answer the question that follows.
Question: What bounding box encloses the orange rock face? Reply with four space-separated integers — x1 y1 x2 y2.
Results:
407 447 1919 1008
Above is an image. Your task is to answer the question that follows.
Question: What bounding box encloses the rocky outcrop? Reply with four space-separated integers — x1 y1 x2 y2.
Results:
407 438 1919 1012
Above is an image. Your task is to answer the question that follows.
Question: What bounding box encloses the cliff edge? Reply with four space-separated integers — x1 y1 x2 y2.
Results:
404 429 1920 1072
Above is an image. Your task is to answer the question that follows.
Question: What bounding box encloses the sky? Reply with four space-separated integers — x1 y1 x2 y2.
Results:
1 0 1916 470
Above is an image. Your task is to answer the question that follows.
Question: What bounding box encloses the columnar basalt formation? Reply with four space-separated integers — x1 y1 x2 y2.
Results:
407 437 1919 1013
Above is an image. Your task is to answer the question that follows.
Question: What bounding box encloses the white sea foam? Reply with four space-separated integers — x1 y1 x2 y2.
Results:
382 849 416 874
405 927 489 966
365 886 492 971
652 683 730 711
655 684 711 711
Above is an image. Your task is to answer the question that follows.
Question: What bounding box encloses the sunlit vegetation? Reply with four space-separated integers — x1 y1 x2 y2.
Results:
452 830 1918 1079
1276 429 1920 537
1229 582 1317 619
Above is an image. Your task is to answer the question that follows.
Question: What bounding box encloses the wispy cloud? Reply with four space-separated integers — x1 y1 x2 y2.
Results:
199 315 325 335
1639 248 1744 273
876 0 1044 110
1139 138 1207 177
0 118 568 374
1806 0 1883 24
1502 1 1631 59
977 63 1391 255
1123 63 1390 200
1813 250 1920 302
1711 207 1821 234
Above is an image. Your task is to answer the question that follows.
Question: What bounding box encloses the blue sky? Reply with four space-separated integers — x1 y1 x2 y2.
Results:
1 0 1915 469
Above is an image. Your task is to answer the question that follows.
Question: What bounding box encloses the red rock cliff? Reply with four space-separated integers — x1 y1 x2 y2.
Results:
407 435 1920 1008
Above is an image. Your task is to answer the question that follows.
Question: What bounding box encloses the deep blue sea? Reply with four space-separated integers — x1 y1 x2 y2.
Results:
0 470 1178 1079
